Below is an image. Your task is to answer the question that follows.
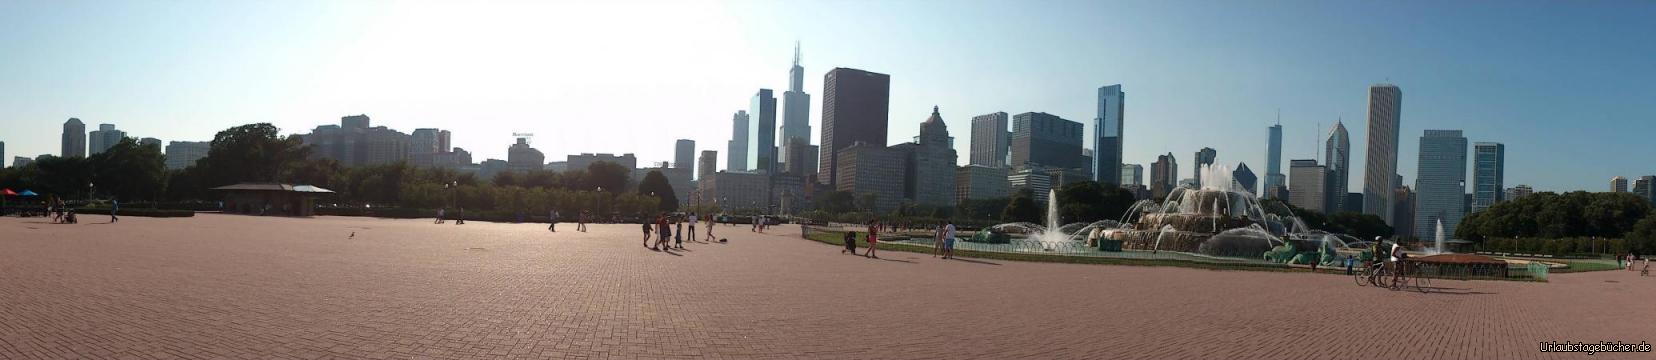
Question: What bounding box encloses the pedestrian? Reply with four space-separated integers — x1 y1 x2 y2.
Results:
578 210 588 232
642 218 654 247
943 221 957 260
456 208 465 224
752 215 759 232
110 200 119 223
1642 258 1650 277
548 209 558 232
706 214 716 239
657 214 672 250
842 231 858 254
674 217 685 249
686 213 698 242
932 224 944 258
865 220 880 259
1345 255 1355 275
435 208 443 224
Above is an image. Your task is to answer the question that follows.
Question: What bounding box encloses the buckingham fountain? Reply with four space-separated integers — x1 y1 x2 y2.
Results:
972 164 1366 265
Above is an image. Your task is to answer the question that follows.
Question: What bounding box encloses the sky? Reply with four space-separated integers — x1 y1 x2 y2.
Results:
1 0 1653 192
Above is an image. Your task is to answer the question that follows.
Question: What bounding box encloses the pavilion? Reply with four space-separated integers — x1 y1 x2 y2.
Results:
210 183 334 216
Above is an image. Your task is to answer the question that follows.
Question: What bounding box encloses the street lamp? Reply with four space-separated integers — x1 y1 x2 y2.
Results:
595 187 604 222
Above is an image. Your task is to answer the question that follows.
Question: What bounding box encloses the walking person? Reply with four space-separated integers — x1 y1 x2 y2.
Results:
675 217 685 249
436 208 446 224
642 218 654 247
864 220 881 259
455 208 465 224
943 221 957 260
752 215 759 232
109 200 119 223
548 209 559 232
578 210 588 232
656 214 672 250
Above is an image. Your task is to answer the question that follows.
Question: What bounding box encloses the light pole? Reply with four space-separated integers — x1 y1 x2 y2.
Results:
595 187 604 222
444 181 458 210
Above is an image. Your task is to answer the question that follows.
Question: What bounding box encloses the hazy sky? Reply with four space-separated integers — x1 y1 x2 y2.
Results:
2 0 1652 192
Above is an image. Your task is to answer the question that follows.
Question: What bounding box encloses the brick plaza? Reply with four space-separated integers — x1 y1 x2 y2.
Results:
2 214 1652 359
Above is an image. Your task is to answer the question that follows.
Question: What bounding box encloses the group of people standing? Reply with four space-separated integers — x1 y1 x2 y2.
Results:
840 219 960 260
642 212 714 251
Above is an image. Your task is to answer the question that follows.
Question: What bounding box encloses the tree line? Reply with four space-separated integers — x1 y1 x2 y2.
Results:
1 123 678 217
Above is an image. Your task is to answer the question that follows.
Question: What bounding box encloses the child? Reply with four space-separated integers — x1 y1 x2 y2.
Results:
842 231 857 254
1643 258 1650 277
675 218 684 249
642 221 654 247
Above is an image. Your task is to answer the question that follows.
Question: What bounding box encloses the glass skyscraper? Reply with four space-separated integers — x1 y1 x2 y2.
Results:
1414 130 1467 240
1093 85 1124 185
1363 84 1402 225
1471 142 1504 213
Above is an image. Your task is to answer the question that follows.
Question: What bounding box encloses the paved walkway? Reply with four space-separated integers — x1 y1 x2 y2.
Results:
1 214 1652 359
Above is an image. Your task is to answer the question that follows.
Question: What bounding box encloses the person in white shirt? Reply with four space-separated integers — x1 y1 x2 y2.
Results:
943 221 958 259
687 213 698 242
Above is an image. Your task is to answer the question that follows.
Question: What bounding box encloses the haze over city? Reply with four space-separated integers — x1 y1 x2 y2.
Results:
2 0 1653 192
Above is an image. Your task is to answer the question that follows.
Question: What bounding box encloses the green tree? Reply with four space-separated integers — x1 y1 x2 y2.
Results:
90 138 167 201
1002 188 1041 223
583 161 629 193
636 170 679 212
817 190 856 213
196 123 310 187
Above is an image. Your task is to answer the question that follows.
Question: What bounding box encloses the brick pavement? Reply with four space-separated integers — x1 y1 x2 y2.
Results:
1 214 1652 359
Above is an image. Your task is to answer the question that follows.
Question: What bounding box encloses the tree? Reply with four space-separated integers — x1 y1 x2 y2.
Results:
196 123 310 187
817 190 856 213
90 138 167 201
636 170 679 212
583 161 629 193
1002 188 1041 223
1626 215 1656 255
31 155 95 200
1056 181 1137 224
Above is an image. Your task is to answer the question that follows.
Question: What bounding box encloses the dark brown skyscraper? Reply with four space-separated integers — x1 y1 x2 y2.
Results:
818 68 890 187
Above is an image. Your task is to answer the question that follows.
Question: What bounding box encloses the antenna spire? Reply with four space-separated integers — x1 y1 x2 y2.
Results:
792 41 802 67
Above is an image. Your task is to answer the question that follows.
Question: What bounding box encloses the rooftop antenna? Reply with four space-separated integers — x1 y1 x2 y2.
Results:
793 40 802 67
1275 108 1281 125
513 132 534 145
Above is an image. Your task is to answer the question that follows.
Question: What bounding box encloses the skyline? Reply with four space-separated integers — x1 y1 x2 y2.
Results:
3 0 1655 192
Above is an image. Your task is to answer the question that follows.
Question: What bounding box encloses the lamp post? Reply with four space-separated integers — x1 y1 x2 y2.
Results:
444 181 458 210
596 186 604 222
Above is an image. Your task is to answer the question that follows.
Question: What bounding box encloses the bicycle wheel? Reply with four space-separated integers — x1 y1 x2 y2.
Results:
1373 268 1391 289
1354 266 1370 287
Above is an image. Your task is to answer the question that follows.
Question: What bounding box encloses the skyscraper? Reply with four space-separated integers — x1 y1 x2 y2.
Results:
1414 130 1467 240
1150 153 1178 199
728 110 749 172
437 130 452 152
1506 184 1534 201
1193 147 1216 185
0 141 5 167
1289 159 1327 212
1009 112 1085 172
1636 176 1656 203
1263 123 1284 199
1363 84 1402 224
675 139 695 171
779 43 815 175
165 141 210 170
88 123 126 155
819 68 891 187
698 150 717 181
1120 164 1144 187
969 112 1011 168
1324 120 1350 215
506 136 545 173
138 137 161 149
1094 85 1124 184
1611 176 1628 193
412 128 441 154
1233 162 1257 195
1471 142 1505 213
301 115 412 167
61 118 86 158
893 106 958 207
747 89 777 173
